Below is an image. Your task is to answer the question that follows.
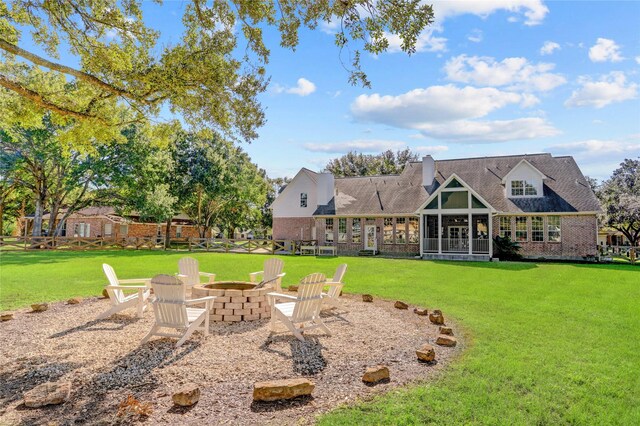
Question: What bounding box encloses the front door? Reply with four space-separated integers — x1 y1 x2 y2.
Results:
447 226 468 252
364 225 377 251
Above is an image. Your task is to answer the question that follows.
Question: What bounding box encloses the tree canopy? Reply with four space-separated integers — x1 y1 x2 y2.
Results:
598 158 640 250
0 1 434 141
324 148 419 177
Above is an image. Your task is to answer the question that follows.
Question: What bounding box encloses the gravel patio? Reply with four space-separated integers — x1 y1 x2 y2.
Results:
0 294 460 425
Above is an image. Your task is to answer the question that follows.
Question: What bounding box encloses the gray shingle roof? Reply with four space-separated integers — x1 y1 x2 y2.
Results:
312 154 601 216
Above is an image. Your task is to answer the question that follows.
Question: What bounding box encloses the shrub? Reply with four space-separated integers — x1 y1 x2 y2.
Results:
493 236 522 261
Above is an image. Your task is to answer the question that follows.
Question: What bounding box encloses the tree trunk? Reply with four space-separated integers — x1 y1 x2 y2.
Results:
0 198 4 237
32 193 45 236
164 218 172 249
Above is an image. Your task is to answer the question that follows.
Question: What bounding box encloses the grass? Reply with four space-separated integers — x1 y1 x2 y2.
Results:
1 250 638 424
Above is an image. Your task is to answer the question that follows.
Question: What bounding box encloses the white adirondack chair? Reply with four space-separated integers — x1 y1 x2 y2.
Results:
177 257 216 294
141 274 215 348
249 258 285 292
322 264 348 308
98 264 151 319
267 273 330 342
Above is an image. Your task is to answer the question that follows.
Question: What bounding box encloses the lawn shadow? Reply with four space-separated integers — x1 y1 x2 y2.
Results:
0 249 176 266
430 260 538 271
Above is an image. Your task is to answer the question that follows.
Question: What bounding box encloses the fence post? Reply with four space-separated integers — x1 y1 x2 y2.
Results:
188 237 192 251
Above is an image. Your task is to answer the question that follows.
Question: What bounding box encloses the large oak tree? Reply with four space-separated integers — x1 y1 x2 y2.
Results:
1 1 434 142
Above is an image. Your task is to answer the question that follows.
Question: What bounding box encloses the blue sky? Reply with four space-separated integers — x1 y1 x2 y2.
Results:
15 1 640 181
237 0 640 181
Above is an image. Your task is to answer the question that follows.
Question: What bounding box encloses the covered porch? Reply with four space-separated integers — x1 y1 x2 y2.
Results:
418 175 493 261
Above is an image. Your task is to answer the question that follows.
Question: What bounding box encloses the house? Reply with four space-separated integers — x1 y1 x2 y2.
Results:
21 207 202 239
271 154 601 261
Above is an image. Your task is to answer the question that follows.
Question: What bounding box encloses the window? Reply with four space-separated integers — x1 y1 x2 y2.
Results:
352 218 361 243
515 217 528 241
104 223 112 237
511 180 524 196
548 216 561 242
338 218 347 243
532 216 544 242
511 180 538 197
499 217 511 238
176 225 183 238
396 218 406 243
325 218 334 243
75 223 90 237
472 195 487 209
446 178 463 188
441 191 468 209
425 197 438 209
300 193 307 208
408 217 419 243
120 224 128 236
384 218 394 243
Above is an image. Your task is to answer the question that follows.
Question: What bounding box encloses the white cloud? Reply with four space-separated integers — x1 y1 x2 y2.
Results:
635 56 640 65
547 138 640 158
304 139 408 153
432 0 549 26
467 29 483 43
540 41 560 55
418 118 560 142
415 145 449 154
385 29 447 53
273 78 316 96
565 72 638 108
444 55 566 92
351 85 559 142
589 38 623 62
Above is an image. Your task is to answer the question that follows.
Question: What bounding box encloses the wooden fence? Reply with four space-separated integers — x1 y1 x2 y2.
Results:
0 236 317 255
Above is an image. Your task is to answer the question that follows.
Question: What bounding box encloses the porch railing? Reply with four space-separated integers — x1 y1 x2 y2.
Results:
422 238 490 254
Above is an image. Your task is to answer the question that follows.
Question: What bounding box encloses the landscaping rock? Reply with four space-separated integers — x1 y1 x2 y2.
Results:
23 381 71 408
362 365 390 384
429 309 444 325
394 301 409 310
67 298 82 305
253 378 315 402
439 326 454 336
362 294 373 303
288 285 299 292
101 288 109 298
416 344 436 362
31 303 49 312
1 312 14 321
414 308 428 316
436 334 457 347
172 383 200 407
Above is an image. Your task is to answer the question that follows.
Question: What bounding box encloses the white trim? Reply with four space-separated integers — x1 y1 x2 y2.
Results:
415 173 495 213
501 159 547 184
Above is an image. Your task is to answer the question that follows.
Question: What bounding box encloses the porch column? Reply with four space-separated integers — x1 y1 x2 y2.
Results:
437 213 442 254
468 211 472 255
488 214 493 258
419 214 424 254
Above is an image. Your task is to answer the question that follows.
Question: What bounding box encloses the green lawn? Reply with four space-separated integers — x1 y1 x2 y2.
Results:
1 251 638 424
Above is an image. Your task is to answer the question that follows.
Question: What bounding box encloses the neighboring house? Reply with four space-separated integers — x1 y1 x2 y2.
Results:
21 206 202 239
272 154 601 261
598 228 638 248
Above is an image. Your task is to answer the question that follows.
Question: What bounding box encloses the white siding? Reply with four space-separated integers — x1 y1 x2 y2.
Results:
272 170 318 218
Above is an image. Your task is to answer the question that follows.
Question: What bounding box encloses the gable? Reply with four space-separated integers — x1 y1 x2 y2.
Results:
271 168 318 218
416 174 494 212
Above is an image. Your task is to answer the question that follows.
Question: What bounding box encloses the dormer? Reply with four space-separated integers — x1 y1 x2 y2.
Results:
501 159 546 198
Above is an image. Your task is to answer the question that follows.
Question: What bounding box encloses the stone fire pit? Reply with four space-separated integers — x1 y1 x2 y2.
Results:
192 281 272 323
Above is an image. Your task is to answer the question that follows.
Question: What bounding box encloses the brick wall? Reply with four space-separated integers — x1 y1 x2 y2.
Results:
66 217 200 238
272 217 316 240
492 214 597 260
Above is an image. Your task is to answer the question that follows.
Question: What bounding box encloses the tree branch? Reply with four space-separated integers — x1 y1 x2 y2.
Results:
0 39 153 105
0 73 109 124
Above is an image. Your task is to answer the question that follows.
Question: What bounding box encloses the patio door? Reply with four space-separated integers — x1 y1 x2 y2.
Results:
448 226 468 252
364 225 377 251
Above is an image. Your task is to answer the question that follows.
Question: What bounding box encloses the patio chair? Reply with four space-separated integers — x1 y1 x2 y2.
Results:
141 274 215 348
322 264 348 309
177 257 216 295
266 273 330 342
249 258 285 291
97 264 151 319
